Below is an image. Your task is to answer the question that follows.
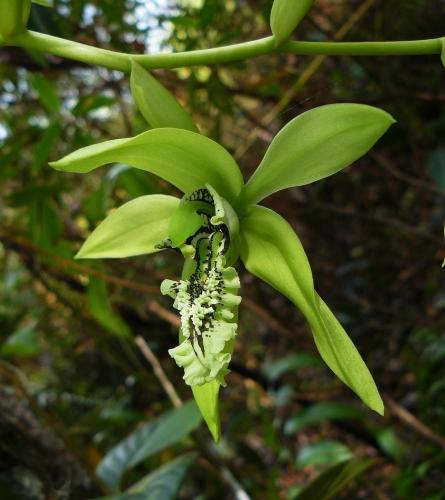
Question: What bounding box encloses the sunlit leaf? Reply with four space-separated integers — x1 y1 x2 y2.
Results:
96 400 201 491
242 104 395 205
76 195 179 259
270 0 313 45
50 128 244 202
131 61 198 132
239 205 384 414
296 458 374 500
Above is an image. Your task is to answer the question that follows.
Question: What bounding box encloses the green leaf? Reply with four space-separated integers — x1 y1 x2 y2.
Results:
284 402 363 434
441 38 445 67
242 104 395 205
191 381 221 442
32 0 53 6
98 453 196 500
50 128 244 202
76 195 179 259
127 453 196 498
1 327 41 357
30 74 61 114
297 440 353 468
262 352 321 382
270 0 313 45
87 276 131 338
131 61 198 132
296 458 374 500
96 400 201 491
427 148 445 189
239 205 384 415
32 120 61 173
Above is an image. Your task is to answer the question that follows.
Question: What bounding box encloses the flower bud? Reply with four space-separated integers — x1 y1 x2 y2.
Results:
0 0 31 44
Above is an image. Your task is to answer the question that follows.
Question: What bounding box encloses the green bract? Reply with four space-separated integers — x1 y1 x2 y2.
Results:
270 0 314 46
51 63 395 440
0 0 31 44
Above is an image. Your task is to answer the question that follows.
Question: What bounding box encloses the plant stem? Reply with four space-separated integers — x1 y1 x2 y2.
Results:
8 30 442 72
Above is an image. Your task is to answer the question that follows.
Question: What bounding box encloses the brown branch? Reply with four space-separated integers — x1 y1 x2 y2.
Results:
384 396 445 450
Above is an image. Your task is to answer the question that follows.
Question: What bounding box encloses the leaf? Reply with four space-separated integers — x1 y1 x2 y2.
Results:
32 0 53 6
127 453 196 498
50 128 244 203
1 327 41 357
76 195 179 259
96 400 201 491
297 440 353 468
296 458 374 500
270 0 313 45
426 148 445 189
87 276 131 338
441 38 445 67
32 120 61 173
239 205 384 415
99 453 197 500
241 104 395 205
192 381 221 442
30 74 61 114
284 402 363 434
262 352 321 382
131 61 198 132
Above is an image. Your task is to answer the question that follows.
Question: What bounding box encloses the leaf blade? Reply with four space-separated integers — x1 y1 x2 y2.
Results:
96 401 201 491
242 104 395 205
131 61 198 132
76 195 180 259
50 128 244 202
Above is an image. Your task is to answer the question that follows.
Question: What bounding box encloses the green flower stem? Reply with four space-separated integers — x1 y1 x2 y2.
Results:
8 30 442 72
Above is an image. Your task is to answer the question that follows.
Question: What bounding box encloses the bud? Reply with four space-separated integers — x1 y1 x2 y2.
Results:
0 0 31 44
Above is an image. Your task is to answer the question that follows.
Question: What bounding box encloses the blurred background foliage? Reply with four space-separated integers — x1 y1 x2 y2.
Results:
1 0 445 498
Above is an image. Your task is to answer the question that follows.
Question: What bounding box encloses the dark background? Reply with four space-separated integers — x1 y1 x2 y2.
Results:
0 0 444 498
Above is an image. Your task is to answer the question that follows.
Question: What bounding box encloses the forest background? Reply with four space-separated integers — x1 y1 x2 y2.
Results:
0 0 444 498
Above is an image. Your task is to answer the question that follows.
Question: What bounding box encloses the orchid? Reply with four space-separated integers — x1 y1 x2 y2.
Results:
50 62 395 441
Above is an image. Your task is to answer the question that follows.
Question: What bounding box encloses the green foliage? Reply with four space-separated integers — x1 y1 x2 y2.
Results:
102 453 197 500
1 1 444 497
295 458 374 500
297 440 353 468
284 403 363 434
96 400 201 491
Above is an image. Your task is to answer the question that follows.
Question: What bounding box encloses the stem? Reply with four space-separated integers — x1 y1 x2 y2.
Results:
8 30 442 73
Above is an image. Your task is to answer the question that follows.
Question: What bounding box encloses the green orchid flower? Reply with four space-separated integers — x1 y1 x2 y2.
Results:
50 62 395 441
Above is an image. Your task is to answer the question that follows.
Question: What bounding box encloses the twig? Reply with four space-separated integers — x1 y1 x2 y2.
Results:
234 0 378 160
135 336 182 408
135 336 251 500
384 396 445 450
